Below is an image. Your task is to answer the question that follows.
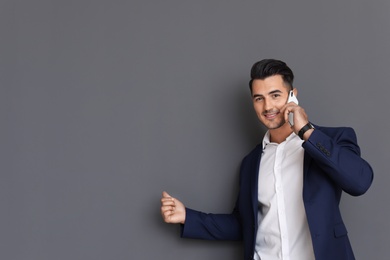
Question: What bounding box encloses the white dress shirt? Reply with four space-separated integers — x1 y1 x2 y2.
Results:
254 132 315 260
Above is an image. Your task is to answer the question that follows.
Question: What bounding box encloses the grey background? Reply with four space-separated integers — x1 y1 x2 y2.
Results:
1 0 389 259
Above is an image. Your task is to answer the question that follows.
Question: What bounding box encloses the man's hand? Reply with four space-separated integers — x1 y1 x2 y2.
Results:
161 191 186 224
283 103 314 140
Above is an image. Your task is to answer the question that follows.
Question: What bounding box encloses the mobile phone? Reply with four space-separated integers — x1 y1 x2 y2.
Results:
287 90 299 126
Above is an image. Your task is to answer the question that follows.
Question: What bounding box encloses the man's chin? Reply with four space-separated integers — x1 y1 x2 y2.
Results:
263 119 287 130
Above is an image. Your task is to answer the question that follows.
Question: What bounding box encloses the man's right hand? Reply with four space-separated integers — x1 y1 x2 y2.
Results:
160 191 186 224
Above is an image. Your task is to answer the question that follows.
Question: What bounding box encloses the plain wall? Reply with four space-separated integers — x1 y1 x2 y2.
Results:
1 0 389 259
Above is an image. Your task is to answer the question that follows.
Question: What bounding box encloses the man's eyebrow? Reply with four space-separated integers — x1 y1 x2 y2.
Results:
252 94 263 99
268 90 283 95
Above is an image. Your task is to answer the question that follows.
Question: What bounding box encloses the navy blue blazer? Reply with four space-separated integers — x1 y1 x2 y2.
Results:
181 125 373 260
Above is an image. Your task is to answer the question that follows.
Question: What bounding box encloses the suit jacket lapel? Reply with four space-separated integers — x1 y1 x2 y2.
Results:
251 146 262 222
303 151 312 201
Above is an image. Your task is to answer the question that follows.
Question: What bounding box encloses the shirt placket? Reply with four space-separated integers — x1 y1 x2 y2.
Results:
274 142 290 260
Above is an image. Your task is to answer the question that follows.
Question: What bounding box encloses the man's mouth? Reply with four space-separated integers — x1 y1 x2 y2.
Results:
263 111 279 120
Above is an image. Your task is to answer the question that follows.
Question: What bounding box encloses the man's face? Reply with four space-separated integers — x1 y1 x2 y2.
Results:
251 75 291 130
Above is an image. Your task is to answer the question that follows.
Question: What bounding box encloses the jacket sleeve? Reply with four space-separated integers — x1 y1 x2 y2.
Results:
180 206 242 241
179 145 262 242
302 127 373 196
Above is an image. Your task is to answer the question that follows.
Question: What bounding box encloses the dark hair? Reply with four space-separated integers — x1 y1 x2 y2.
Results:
249 59 294 92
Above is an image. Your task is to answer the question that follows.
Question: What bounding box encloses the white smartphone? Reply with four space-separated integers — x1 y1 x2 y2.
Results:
287 90 299 126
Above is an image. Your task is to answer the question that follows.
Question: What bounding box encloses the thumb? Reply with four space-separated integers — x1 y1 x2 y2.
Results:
162 191 172 198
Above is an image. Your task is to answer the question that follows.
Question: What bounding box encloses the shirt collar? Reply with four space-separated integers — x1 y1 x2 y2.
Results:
262 131 301 150
262 131 271 150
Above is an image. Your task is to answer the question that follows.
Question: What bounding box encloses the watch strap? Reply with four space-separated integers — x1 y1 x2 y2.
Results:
298 122 314 140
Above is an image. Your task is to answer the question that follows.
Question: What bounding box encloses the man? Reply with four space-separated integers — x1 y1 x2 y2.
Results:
160 59 373 260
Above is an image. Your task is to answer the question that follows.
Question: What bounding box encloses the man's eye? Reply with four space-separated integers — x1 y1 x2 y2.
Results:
255 97 263 102
272 94 280 98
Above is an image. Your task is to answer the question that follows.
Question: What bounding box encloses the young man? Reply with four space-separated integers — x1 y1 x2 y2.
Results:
160 59 373 260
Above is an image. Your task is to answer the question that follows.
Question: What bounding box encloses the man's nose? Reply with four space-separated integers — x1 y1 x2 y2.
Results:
263 98 273 111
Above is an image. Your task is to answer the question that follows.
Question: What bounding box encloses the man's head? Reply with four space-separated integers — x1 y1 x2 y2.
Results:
249 59 297 132
249 59 294 93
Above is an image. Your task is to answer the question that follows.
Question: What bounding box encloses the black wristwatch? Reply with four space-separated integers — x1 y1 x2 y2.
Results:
298 122 315 140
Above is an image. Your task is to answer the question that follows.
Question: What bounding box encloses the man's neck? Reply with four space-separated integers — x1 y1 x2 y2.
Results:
269 123 294 144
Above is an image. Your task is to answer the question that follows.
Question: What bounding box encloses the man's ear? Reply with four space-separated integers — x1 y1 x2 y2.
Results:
293 88 298 97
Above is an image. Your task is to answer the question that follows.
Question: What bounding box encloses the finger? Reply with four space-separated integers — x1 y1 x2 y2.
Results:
161 198 175 205
161 197 174 202
162 210 175 221
283 106 291 122
161 205 175 212
283 103 298 121
162 207 175 215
